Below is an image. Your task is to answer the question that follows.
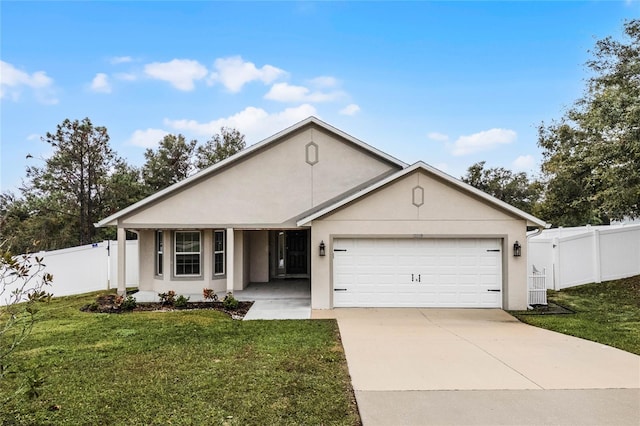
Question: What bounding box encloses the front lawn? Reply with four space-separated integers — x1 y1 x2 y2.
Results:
1 291 360 425
511 275 640 355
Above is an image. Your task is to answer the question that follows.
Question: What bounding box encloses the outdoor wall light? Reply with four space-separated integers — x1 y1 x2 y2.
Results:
513 241 522 257
319 240 326 257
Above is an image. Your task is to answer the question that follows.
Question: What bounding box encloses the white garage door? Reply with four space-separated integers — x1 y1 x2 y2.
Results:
333 238 502 308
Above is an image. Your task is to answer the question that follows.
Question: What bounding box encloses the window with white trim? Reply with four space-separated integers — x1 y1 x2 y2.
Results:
155 230 163 276
174 231 201 276
214 230 225 276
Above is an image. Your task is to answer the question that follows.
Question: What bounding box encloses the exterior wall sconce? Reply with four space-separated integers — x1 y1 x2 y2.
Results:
319 240 326 257
513 241 522 257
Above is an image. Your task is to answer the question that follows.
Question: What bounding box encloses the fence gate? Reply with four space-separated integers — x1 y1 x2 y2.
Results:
528 265 547 305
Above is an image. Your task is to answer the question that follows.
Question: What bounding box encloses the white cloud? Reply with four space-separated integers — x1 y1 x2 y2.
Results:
208 56 287 92
309 76 338 88
164 104 317 142
427 132 449 142
26 133 41 141
110 56 133 64
144 59 208 91
90 73 111 93
264 83 309 102
0 61 57 104
451 128 517 156
340 104 360 116
128 128 169 148
512 154 535 171
264 82 343 103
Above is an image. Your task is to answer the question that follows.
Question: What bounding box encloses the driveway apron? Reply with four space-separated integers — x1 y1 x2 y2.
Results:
330 308 640 425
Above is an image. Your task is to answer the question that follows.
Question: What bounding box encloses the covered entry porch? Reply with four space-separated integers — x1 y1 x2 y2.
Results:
132 279 311 320
114 227 311 297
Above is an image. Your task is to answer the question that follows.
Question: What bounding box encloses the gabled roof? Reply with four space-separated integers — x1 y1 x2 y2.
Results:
296 161 547 227
96 116 407 227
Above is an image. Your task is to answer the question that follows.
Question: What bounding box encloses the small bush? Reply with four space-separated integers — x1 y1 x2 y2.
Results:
175 295 190 308
203 288 218 302
120 296 137 311
223 292 239 310
158 290 176 306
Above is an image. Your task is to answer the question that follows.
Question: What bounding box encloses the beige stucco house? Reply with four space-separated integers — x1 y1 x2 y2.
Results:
97 117 546 310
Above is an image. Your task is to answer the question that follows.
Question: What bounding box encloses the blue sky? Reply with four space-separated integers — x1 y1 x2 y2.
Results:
1 1 638 192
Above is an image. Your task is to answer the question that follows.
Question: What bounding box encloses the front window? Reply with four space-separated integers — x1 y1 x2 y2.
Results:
156 230 163 276
174 231 201 276
214 230 225 276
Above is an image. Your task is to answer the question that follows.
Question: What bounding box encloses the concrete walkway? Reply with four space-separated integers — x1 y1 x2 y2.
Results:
323 308 640 425
236 280 311 320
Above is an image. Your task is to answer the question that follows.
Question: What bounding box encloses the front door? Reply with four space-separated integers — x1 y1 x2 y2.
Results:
272 230 309 277
285 231 308 274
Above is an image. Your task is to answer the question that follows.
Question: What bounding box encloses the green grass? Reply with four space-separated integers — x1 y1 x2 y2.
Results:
511 275 640 355
1 291 360 425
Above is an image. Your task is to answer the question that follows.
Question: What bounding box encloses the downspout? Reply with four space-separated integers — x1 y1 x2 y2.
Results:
526 224 550 240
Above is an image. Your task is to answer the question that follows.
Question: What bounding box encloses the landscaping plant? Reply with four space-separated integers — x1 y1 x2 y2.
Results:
0 249 52 402
174 295 190 308
158 290 176 306
223 292 239 310
203 288 218 302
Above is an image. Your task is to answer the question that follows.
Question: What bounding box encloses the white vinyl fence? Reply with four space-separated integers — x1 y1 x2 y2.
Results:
528 224 640 290
1 240 138 305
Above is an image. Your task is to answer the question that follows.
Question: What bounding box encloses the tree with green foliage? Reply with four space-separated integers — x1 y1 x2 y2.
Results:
141 134 197 192
0 118 147 253
23 118 118 248
461 161 542 214
101 160 147 217
195 127 246 170
538 19 639 226
141 128 246 192
0 191 76 254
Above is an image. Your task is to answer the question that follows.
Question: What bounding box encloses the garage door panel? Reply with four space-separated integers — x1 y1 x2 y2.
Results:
459 257 478 266
438 256 457 266
479 257 499 267
397 255 417 266
333 238 502 308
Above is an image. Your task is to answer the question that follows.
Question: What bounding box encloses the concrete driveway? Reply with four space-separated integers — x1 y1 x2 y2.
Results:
322 308 640 425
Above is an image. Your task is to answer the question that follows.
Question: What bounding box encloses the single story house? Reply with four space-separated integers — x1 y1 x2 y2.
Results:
97 117 546 310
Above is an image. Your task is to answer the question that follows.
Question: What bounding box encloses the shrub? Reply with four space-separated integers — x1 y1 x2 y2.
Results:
0 248 52 402
175 295 190 308
120 296 137 311
203 288 218 302
158 290 176 305
223 292 239 310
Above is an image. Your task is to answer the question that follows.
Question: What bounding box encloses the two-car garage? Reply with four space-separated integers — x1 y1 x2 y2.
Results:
332 238 503 308
300 162 546 311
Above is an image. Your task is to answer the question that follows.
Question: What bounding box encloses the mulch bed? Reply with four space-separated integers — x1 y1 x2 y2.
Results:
80 293 254 319
516 302 575 315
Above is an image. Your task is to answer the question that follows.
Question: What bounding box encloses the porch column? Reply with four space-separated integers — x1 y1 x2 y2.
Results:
117 227 126 296
226 228 234 293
